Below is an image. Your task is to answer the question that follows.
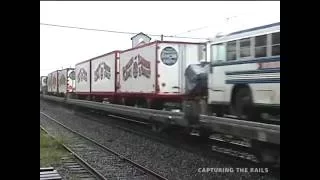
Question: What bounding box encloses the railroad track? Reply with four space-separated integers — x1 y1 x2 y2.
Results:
80 111 280 176
40 111 168 180
41 126 106 180
73 109 263 165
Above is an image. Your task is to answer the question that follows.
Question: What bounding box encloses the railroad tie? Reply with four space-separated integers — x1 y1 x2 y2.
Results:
40 167 62 180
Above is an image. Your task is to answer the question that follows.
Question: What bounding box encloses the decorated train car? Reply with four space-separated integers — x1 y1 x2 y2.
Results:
90 51 120 102
118 36 206 109
47 73 52 94
75 59 91 97
75 51 120 101
40 76 47 94
72 33 206 109
58 68 76 97
47 70 60 95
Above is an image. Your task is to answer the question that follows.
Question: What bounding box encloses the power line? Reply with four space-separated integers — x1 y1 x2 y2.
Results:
40 22 209 40
172 16 239 37
40 23 137 35
40 65 73 71
173 26 210 36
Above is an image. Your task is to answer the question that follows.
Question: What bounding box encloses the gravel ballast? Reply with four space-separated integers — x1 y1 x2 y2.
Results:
40 99 279 180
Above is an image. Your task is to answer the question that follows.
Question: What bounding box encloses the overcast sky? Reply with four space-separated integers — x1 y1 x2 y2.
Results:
40 1 280 76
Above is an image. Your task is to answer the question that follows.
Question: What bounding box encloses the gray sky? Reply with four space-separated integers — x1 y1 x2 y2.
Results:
40 1 280 76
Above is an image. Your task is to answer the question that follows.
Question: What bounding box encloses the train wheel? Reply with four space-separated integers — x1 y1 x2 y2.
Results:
213 105 224 117
232 87 256 120
183 100 200 126
121 98 126 105
146 98 152 109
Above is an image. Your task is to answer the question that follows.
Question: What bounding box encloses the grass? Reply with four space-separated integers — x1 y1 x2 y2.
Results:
40 128 70 167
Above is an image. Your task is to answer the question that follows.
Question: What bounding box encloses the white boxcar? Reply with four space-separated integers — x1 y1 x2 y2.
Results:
51 70 60 94
119 41 206 95
58 68 76 94
91 51 119 94
47 73 52 93
47 71 59 94
40 76 47 93
75 60 91 93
